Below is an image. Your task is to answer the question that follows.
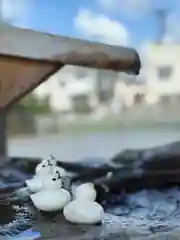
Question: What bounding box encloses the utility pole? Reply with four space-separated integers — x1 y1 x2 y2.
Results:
96 70 117 104
155 8 169 44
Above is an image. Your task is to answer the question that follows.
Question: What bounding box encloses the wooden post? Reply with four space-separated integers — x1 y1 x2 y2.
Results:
0 108 7 155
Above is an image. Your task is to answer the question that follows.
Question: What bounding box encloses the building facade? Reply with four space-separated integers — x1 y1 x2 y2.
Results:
35 66 96 112
143 43 180 106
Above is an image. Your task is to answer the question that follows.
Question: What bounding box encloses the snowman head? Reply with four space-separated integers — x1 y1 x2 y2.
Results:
43 170 62 190
75 183 96 201
35 155 56 176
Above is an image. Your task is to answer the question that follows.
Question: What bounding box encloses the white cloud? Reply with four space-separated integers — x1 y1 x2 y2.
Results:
98 0 150 15
74 9 129 46
1 0 32 26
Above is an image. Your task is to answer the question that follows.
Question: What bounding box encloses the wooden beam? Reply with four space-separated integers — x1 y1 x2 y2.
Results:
0 26 141 75
0 56 61 108
0 25 141 108
0 25 142 156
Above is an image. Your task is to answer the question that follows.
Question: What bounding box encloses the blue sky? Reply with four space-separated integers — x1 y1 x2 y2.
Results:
2 0 180 53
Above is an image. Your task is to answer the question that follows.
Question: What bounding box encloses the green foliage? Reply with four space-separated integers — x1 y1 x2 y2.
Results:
13 93 51 114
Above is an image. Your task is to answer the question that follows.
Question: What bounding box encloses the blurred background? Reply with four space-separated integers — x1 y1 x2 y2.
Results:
2 0 180 160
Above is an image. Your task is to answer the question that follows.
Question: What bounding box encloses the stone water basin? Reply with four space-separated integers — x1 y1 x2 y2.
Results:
3 185 180 239
3 140 180 239
9 188 180 240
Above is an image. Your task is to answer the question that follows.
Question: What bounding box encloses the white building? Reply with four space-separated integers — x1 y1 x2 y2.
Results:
143 43 180 105
35 66 96 112
114 80 146 108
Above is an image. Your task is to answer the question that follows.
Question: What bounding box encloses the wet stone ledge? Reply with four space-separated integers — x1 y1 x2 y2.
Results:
1 141 180 239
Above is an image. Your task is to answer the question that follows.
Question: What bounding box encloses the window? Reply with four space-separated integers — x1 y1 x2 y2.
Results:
159 95 171 106
157 66 173 80
59 81 66 88
134 93 145 105
177 94 180 102
72 95 91 114
75 67 88 79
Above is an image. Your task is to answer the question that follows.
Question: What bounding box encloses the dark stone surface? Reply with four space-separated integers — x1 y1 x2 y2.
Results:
9 156 41 175
8 140 180 177
6 141 180 204
53 141 180 203
0 200 15 224
111 141 180 172
2 140 180 239
0 156 36 237
33 212 133 240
